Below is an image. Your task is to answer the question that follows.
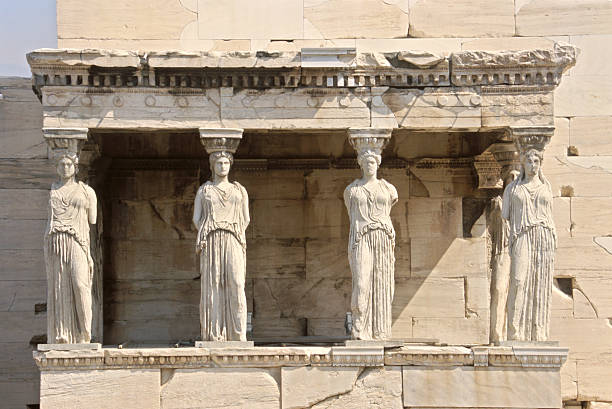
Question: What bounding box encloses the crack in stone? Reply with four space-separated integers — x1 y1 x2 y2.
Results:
306 367 365 408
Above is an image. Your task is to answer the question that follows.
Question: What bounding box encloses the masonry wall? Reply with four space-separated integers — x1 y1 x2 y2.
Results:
0 77 49 408
0 1 610 407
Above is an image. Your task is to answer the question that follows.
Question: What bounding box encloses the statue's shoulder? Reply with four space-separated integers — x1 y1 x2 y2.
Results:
198 181 213 193
79 182 97 200
232 181 248 197
345 179 361 191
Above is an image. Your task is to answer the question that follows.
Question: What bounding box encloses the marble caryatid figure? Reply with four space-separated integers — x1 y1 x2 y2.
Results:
193 130 249 342
502 148 556 341
344 129 397 340
44 151 97 344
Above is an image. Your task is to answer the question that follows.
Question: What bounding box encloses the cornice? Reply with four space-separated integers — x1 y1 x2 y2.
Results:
27 44 577 97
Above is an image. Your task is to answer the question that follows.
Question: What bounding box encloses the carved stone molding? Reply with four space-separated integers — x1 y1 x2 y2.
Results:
198 128 243 154
347 128 393 156
508 126 555 153
27 45 576 96
473 151 503 189
33 345 568 371
42 127 89 159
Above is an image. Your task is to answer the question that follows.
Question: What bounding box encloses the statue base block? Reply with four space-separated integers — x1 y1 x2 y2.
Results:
38 343 102 351
195 341 254 348
499 340 560 347
345 338 438 348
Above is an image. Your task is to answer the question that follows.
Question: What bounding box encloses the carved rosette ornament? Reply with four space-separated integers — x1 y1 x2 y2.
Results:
344 128 397 341
194 128 251 343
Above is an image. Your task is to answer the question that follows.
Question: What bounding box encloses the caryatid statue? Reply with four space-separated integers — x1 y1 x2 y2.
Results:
502 129 557 342
344 128 397 340
193 129 249 342
43 129 97 344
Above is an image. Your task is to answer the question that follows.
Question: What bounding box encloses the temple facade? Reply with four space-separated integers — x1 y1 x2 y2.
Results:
1 1 611 408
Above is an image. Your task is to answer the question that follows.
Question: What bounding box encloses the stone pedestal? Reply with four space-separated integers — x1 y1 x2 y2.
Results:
34 345 568 409
38 343 102 351
195 341 254 348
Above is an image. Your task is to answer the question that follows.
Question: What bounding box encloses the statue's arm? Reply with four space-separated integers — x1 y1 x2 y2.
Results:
193 187 203 229
501 183 512 221
85 185 97 225
343 185 352 213
387 181 398 206
240 184 250 228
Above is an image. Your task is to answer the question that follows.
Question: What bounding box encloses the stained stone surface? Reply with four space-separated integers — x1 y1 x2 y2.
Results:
160 368 280 409
281 366 360 409
40 369 160 409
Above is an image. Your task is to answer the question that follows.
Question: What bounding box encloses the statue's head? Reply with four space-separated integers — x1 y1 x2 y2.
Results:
521 148 543 178
56 152 78 179
209 151 233 178
357 150 381 178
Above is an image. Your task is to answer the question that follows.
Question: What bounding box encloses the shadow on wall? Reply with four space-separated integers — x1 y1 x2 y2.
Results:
93 130 493 345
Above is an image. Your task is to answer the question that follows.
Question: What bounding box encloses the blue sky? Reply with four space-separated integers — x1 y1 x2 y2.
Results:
0 0 57 77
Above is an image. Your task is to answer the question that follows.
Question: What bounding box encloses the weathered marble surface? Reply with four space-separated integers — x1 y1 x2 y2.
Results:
34 346 567 409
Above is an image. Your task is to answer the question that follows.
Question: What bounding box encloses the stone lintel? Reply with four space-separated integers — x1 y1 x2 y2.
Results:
42 127 89 159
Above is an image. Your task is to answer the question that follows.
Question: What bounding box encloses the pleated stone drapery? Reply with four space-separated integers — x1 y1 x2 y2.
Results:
503 179 557 341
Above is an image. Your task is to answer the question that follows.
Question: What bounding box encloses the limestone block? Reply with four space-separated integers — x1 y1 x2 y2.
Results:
197 0 302 39
305 198 348 239
236 170 305 200
552 285 573 318
252 278 351 321
281 366 360 409
516 0 612 36
304 0 408 39
481 90 554 128
252 200 306 239
356 38 462 55
239 131 347 160
577 358 612 402
0 189 48 220
104 315 200 345
412 316 488 344
461 37 561 52
105 279 199 320
249 238 306 279
407 197 463 239
57 0 195 40
0 372 39 409
588 402 612 409
561 358 578 401
0 159 55 189
0 280 45 312
305 238 351 279
556 75 612 117
555 235 612 277
379 88 481 130
252 317 308 338
0 249 45 281
0 219 45 250
108 239 196 281
0 79 46 159
574 274 612 318
110 199 195 241
310 367 402 409
393 277 465 319
41 369 160 409
394 132 465 159
220 88 371 129
410 237 487 278
408 0 515 37
570 116 612 156
305 169 357 200
550 318 612 360
569 35 612 77
542 151 612 198
571 198 612 237
403 366 561 408
307 318 348 336
161 368 279 409
110 169 200 201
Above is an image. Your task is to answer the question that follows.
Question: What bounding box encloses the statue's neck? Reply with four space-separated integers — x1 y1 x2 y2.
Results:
213 175 230 185
56 177 76 188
